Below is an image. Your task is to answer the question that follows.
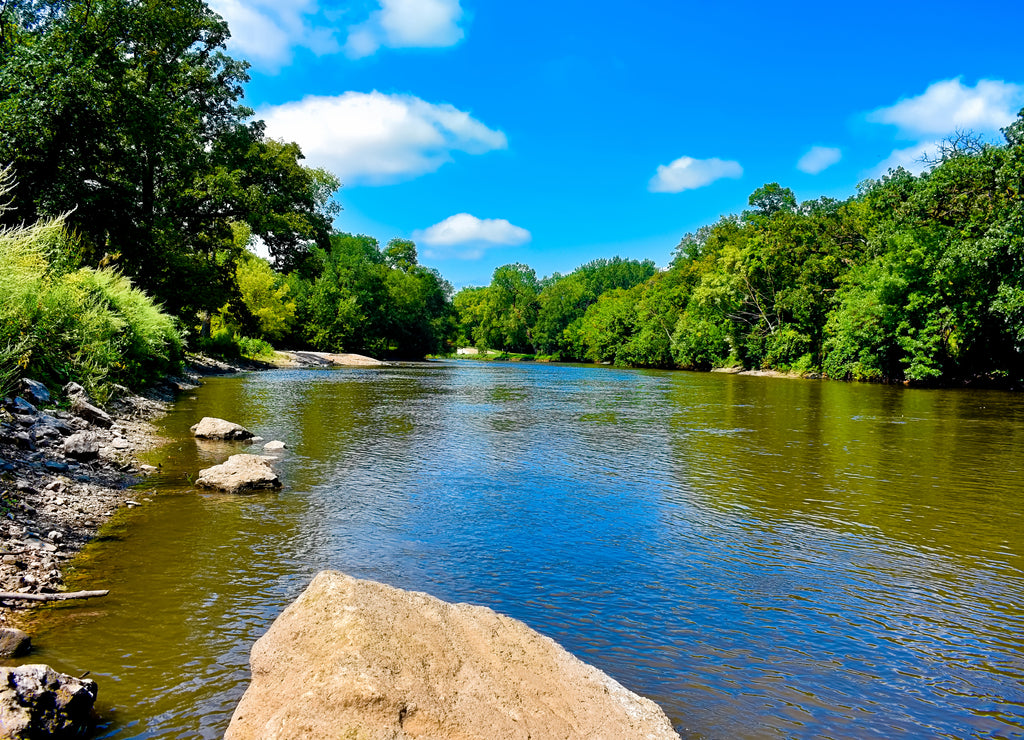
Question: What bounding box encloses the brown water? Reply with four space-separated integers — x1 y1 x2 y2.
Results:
10 362 1024 738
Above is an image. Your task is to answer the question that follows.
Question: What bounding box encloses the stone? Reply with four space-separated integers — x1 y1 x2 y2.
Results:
190 417 254 440
42 461 69 474
19 380 50 407
0 629 31 658
34 414 72 438
70 397 112 429
13 433 34 451
262 440 286 451
225 571 680 740
0 664 98 739
195 454 280 494
62 382 86 400
8 397 36 416
63 431 101 462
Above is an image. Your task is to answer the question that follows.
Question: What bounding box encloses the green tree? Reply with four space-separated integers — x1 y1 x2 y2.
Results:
0 0 338 320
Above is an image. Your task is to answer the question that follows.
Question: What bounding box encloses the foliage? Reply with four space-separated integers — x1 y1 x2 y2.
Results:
0 0 339 322
0 168 182 399
232 253 297 341
281 232 453 359
450 111 1024 385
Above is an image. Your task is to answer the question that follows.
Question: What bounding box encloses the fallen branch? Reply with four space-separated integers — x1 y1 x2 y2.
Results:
0 590 109 602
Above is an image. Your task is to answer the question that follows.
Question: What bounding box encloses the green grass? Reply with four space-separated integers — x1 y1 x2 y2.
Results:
0 166 183 402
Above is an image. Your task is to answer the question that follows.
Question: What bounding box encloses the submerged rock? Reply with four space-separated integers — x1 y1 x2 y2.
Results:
195 454 280 494
190 417 254 440
262 440 286 451
225 571 680 740
0 664 98 739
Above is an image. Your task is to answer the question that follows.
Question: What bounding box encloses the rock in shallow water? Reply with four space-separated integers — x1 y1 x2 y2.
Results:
225 571 681 740
195 454 280 494
0 664 97 739
0 628 31 658
190 417 254 440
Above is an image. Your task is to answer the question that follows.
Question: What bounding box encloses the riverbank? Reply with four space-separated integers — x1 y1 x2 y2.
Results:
0 350 390 627
0 375 192 627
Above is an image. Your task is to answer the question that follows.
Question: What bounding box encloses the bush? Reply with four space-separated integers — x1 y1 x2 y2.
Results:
0 168 182 400
195 329 275 360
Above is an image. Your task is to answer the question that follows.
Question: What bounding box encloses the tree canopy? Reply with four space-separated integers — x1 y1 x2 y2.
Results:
0 0 338 319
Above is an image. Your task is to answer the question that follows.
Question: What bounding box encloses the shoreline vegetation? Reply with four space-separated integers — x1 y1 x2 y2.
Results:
1 3 1023 394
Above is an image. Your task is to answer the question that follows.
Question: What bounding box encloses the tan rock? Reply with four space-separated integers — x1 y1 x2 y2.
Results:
0 627 31 658
195 454 280 494
226 571 680 740
190 417 254 440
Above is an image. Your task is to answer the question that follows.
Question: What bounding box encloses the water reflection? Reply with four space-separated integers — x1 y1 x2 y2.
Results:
11 363 1024 739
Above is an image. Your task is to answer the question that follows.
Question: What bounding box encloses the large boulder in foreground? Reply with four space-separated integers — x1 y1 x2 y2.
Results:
190 416 254 440
0 664 98 739
226 571 680 740
195 454 280 494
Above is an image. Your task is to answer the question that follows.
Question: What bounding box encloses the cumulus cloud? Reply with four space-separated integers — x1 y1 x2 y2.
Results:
796 146 841 174
414 213 531 259
872 141 941 177
867 78 1024 137
345 0 464 59
257 91 507 185
209 0 340 70
648 156 743 193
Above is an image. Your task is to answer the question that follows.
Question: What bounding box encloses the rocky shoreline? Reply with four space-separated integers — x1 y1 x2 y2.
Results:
0 351 386 627
0 376 191 626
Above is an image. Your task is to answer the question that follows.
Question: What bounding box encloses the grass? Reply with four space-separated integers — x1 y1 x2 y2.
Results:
0 165 183 402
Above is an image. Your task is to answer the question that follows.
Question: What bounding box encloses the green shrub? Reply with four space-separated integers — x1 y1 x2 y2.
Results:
0 168 182 399
236 335 275 359
196 328 241 358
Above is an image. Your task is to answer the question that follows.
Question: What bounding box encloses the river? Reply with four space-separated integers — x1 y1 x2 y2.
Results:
15 361 1024 738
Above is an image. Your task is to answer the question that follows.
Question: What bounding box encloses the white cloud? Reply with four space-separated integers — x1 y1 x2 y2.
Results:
210 0 340 70
796 146 842 174
867 78 1024 137
648 156 743 193
872 141 941 177
414 213 531 259
345 0 464 59
257 91 507 185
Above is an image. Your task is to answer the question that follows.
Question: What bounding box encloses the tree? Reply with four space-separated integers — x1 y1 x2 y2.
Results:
0 0 339 320
743 183 797 221
477 263 539 352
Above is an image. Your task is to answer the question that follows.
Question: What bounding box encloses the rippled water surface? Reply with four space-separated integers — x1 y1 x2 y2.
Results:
13 362 1024 738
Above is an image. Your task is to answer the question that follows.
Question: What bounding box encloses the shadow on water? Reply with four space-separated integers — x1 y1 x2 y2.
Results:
11 363 1024 739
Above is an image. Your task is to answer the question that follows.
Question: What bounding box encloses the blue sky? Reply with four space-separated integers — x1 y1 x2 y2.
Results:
212 0 1024 288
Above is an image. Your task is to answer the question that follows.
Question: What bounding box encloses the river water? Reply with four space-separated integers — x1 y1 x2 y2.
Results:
12 361 1024 738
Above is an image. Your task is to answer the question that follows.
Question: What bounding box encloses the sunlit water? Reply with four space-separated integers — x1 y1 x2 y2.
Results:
9 362 1024 738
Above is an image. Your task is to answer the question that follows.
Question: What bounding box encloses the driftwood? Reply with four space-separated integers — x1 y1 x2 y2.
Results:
0 590 109 602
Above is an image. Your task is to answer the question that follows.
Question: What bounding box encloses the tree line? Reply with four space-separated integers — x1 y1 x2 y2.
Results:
3 0 1022 388
455 116 1024 385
